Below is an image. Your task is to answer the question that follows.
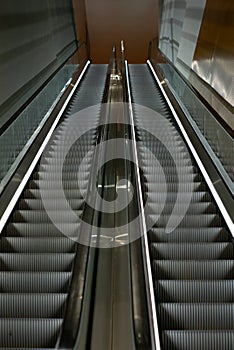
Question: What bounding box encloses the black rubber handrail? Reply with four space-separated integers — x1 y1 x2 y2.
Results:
56 46 119 350
120 41 159 350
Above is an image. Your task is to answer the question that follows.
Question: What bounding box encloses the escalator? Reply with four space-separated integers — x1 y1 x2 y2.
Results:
128 64 234 349
0 65 107 349
0 53 233 350
0 47 153 349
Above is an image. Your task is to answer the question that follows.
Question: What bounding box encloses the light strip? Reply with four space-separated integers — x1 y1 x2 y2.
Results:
125 60 161 350
0 61 91 234
147 59 234 236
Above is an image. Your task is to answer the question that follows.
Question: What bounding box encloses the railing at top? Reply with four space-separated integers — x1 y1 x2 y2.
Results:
0 64 79 196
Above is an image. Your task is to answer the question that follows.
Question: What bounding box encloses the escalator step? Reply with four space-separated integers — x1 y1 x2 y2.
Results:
0 253 74 271
151 243 233 259
141 165 198 174
145 182 207 192
0 319 62 347
38 164 91 172
0 346 51 350
142 158 193 167
0 294 67 318
29 180 89 190
153 260 234 279
24 189 86 199
162 330 234 350
143 173 203 182
33 171 89 181
147 202 217 215
18 199 84 210
12 210 83 223
146 191 212 203
158 303 234 330
149 227 230 242
6 223 80 237
0 237 75 253
155 280 234 302
150 214 222 227
0 272 71 292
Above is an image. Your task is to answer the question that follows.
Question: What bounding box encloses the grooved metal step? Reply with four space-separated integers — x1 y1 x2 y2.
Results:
149 227 229 242
0 294 67 318
0 319 62 348
12 210 83 223
151 243 233 259
0 237 76 252
153 260 234 279
6 223 80 237
155 280 234 302
158 303 234 330
161 330 234 350
148 202 217 215
0 253 75 271
0 272 71 292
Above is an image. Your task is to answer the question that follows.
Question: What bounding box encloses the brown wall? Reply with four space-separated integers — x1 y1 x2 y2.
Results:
85 0 158 63
69 0 89 64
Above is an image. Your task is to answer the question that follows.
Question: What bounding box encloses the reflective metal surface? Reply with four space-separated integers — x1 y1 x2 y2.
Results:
158 0 206 76
157 0 234 129
192 0 234 107
0 1 78 129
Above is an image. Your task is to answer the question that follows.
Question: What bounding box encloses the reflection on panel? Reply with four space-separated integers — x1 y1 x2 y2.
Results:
0 0 78 130
158 0 206 78
157 0 233 130
159 0 186 64
192 0 234 107
176 0 206 78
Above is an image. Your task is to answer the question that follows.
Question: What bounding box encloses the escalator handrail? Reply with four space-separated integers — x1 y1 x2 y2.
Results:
57 46 121 350
125 63 162 350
